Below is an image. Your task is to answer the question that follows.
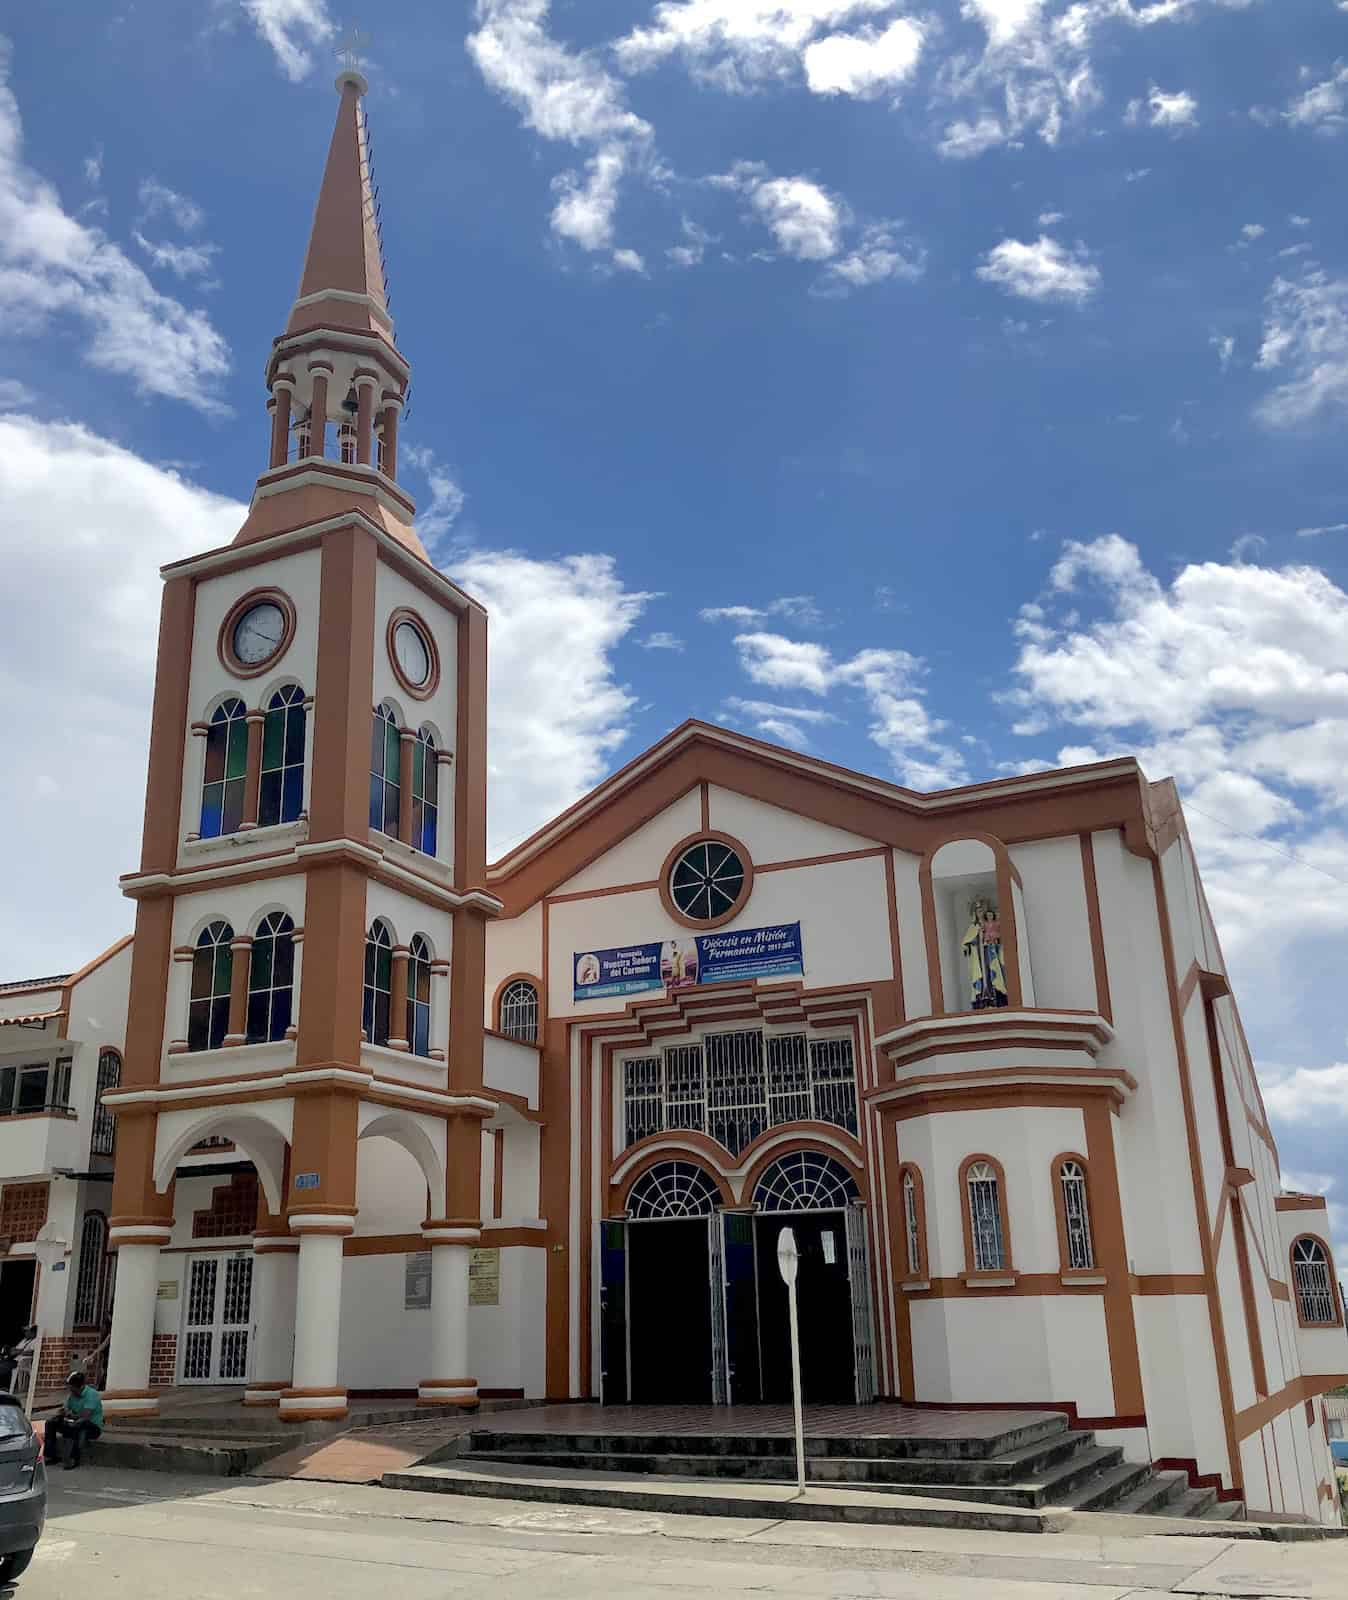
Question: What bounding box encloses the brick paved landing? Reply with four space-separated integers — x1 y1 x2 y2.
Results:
258 1402 1055 1483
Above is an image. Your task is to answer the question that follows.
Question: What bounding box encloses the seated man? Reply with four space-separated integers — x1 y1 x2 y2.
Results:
44 1372 103 1470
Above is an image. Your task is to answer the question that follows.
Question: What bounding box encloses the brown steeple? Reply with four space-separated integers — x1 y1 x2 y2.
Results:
286 70 393 344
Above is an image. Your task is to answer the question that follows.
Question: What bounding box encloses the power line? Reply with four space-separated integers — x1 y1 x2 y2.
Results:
1182 799 1348 891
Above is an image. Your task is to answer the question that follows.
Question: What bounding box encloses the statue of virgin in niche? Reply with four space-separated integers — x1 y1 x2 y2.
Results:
962 897 1009 1010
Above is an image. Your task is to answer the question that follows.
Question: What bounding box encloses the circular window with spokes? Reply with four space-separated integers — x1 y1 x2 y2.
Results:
660 832 753 929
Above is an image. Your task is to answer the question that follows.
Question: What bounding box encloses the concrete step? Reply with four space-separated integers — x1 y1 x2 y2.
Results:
1159 1484 1219 1519
83 1433 287 1476
1100 1469 1190 1517
381 1458 1062 1534
1201 1496 1247 1522
466 1414 1069 1463
1058 1459 1153 1512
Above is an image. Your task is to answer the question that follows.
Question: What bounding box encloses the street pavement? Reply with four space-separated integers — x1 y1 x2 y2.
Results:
17 1467 1348 1597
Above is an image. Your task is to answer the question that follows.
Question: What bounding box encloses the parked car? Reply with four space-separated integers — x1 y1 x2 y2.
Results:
0 1396 45 1583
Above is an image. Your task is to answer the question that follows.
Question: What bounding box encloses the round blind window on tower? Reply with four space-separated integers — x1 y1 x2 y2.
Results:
666 837 750 925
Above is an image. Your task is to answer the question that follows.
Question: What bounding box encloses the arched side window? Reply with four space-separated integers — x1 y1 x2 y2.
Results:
363 920 393 1047
899 1163 927 1279
258 685 306 828
200 697 248 839
410 727 438 856
1291 1236 1341 1327
72 1211 110 1328
90 1048 120 1159
626 1160 721 1219
1056 1157 1095 1272
407 933 432 1057
247 912 295 1043
370 704 401 836
188 921 234 1052
498 979 540 1044
962 1156 1010 1274
753 1151 859 1213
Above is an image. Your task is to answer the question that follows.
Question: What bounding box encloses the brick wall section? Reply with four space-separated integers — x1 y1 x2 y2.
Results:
149 1334 177 1386
35 1337 84 1388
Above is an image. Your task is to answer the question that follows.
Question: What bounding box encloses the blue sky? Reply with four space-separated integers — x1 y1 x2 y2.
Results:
3 2 1348 1246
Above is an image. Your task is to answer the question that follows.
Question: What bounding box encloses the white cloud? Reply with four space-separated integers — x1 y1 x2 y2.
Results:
1229 533 1265 563
0 42 230 415
732 632 967 786
0 414 243 973
468 0 652 265
82 145 102 186
1279 242 1313 259
820 223 925 290
1124 166 1151 182
1128 84 1198 129
241 0 334 82
614 0 902 91
1256 270 1348 427
1296 522 1348 539
801 16 925 98
976 235 1100 303
1239 222 1265 242
1038 209 1064 225
938 116 1008 160
136 178 204 233
1290 214 1311 228
1210 332 1234 370
1284 63 1348 132
0 378 34 409
667 216 715 267
701 595 824 625
743 170 844 260
612 246 646 273
722 696 839 750
640 631 685 650
403 443 467 548
1263 1065 1348 1123
132 232 219 280
452 549 652 857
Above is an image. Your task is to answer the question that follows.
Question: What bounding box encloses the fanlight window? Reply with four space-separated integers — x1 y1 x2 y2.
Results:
200 697 248 839
407 933 432 1057
626 1161 721 1220
1292 1237 1339 1326
410 728 438 856
753 1151 859 1213
668 839 746 923
259 685 306 828
247 912 295 1044
90 1048 120 1159
621 1028 858 1156
903 1169 922 1277
363 920 393 1047
369 703 401 836
188 921 234 1052
966 1160 1007 1273
1059 1160 1094 1271
499 979 539 1044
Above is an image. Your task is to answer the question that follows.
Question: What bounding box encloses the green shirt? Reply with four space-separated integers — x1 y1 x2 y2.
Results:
65 1385 103 1428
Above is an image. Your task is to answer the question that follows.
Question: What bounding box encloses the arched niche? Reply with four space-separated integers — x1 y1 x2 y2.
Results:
925 836 1034 1013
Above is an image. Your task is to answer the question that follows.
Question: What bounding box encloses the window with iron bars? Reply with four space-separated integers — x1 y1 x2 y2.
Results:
621 1028 858 1156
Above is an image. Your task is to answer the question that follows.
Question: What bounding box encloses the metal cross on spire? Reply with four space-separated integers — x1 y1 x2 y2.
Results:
336 25 371 73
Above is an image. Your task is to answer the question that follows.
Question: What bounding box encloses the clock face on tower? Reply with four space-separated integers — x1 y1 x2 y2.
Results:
232 602 287 666
394 619 431 687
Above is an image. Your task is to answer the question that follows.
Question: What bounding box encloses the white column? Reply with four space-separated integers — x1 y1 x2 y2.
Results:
419 1225 479 1406
103 1231 170 1416
243 1242 298 1407
279 1219 350 1421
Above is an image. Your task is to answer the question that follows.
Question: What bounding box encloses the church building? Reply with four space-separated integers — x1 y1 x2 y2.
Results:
9 70 1342 1524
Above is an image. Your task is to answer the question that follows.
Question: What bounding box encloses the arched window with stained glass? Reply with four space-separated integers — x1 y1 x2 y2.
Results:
247 912 295 1043
407 934 433 1056
498 979 539 1044
258 685 306 828
188 921 234 1052
200 698 248 839
370 703 401 836
363 920 393 1046
410 727 439 856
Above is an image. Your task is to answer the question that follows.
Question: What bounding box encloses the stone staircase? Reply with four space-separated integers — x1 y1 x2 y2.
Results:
392 1413 1245 1525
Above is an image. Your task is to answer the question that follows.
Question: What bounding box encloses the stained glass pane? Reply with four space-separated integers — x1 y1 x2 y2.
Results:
282 766 303 822
272 934 294 987
422 802 437 856
385 719 401 777
191 948 214 1000
203 725 227 784
375 943 391 990
200 785 223 839
222 777 245 835
246 991 269 1043
270 987 292 1040
250 936 273 991
371 714 384 775
225 721 249 780
373 991 390 1046
383 780 399 836
213 944 233 996
262 708 285 770
285 706 305 765
369 772 383 830
259 772 282 829
209 995 230 1050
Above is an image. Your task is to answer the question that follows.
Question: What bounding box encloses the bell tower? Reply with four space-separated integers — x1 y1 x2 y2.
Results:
102 68 498 1421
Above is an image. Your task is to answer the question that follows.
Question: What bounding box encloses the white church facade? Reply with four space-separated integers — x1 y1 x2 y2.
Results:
3 73 1343 1524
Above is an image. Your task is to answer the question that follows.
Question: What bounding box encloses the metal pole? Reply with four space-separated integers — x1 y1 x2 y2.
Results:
786 1275 805 1495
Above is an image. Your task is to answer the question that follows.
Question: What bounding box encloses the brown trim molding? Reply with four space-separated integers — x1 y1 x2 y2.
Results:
1235 1373 1348 1442
386 606 442 702
218 587 298 680
657 830 755 931
1078 833 1113 1023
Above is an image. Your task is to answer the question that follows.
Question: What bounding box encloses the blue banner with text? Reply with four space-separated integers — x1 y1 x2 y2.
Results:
573 922 803 1001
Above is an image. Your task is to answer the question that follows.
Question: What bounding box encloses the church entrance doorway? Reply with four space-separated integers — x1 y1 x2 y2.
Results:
602 1152 876 1407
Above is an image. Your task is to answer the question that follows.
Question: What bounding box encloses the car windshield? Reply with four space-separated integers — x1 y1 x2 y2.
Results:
0 1405 31 1441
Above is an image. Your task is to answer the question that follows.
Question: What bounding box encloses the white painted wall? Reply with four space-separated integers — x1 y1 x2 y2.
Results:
354 1137 431 1237
338 1251 430 1390
484 903 543 1026
483 1034 539 1108
555 789 702 896
707 786 877 861
891 849 929 1021
469 1246 547 1396
1008 839 1095 1011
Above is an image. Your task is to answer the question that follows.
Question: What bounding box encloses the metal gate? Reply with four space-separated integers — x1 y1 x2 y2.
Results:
180 1253 252 1384
845 1202 876 1404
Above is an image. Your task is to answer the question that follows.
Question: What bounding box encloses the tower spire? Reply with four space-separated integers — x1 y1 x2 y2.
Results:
287 68 391 343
